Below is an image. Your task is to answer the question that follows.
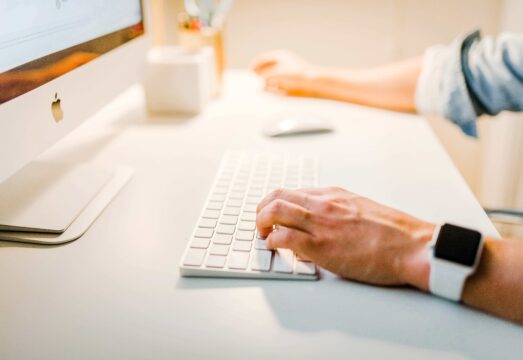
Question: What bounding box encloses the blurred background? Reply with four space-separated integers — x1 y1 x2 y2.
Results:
150 0 523 236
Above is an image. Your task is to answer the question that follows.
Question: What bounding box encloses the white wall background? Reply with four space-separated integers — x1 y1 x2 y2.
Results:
157 0 522 212
222 0 501 68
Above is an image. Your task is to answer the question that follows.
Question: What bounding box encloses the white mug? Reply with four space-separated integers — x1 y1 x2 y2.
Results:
143 46 214 114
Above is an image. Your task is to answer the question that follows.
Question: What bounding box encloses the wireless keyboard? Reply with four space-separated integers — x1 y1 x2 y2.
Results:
180 151 319 280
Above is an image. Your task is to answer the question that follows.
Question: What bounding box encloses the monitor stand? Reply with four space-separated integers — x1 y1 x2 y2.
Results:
0 162 133 245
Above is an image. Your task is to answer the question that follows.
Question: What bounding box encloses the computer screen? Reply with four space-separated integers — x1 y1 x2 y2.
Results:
0 0 144 105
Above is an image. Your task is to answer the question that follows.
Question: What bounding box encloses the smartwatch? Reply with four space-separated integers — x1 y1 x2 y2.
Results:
428 223 484 302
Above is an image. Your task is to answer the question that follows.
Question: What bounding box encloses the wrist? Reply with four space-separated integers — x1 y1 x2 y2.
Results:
400 222 436 291
301 65 331 94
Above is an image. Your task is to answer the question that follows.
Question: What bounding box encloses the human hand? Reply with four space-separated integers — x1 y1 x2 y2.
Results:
256 187 435 289
251 50 321 97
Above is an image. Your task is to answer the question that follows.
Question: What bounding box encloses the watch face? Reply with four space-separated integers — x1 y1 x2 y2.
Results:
435 224 482 266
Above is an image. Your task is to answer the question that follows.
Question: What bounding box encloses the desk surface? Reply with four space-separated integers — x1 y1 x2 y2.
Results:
1 71 521 360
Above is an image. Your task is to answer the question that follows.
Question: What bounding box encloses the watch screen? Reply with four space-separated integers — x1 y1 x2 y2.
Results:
435 224 482 266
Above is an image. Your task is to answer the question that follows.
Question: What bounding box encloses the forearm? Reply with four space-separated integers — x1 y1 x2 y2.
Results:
310 57 422 112
461 238 523 324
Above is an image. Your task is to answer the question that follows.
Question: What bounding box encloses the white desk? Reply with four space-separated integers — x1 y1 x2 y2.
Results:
1 71 521 360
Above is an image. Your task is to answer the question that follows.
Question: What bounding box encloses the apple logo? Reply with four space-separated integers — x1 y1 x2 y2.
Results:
51 93 64 123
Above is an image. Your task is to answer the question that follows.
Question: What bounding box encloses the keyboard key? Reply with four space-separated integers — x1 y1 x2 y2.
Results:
252 169 266 176
217 225 235 235
232 187 247 194
206 255 226 268
238 221 256 231
223 207 240 216
210 194 226 202
295 261 316 275
236 230 254 241
245 197 260 205
248 180 265 191
302 174 315 181
252 176 266 183
273 249 294 273
213 186 228 194
247 189 263 197
199 219 217 228
220 215 238 225
209 244 230 256
250 250 272 271
295 253 310 262
249 184 264 190
233 241 252 252
195 228 213 238
207 201 223 210
229 191 244 199
227 251 250 269
213 234 233 245
241 212 256 222
243 204 257 212
190 237 211 249
254 239 268 250
219 169 233 176
227 199 243 208
183 248 206 266
216 179 231 187
202 210 220 219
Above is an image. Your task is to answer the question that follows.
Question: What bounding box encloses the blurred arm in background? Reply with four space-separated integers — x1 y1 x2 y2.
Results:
252 50 421 113
252 31 523 137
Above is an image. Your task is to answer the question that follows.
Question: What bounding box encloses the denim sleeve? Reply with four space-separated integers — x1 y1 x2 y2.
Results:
415 31 523 138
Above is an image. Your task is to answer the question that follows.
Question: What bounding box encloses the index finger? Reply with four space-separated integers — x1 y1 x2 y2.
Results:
256 198 312 238
250 53 278 74
257 188 313 214
252 60 277 75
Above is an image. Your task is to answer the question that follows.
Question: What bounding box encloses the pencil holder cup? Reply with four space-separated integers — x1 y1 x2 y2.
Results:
178 26 225 94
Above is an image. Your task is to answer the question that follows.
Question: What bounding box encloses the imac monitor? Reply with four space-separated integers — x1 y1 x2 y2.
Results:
0 0 149 242
0 0 148 184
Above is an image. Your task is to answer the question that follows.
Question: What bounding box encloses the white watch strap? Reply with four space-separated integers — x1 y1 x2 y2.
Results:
429 256 469 301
